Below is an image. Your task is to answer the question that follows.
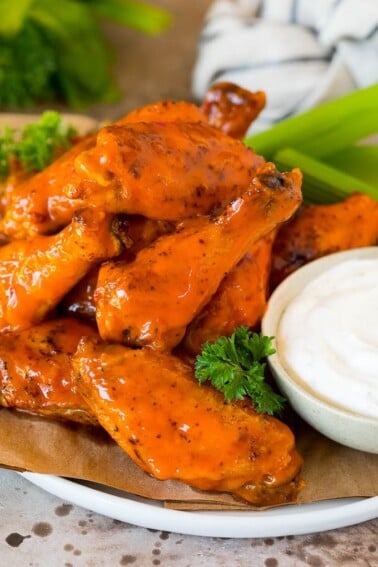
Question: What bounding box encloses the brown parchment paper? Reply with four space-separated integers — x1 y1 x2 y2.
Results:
0 409 377 510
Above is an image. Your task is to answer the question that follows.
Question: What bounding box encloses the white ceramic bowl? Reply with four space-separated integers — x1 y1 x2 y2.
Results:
262 247 378 454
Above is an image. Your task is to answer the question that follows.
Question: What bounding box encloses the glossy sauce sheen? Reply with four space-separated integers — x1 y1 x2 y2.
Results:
74 338 303 506
0 209 121 332
184 231 275 355
271 193 378 288
278 259 378 419
72 121 264 220
95 165 302 349
0 318 97 423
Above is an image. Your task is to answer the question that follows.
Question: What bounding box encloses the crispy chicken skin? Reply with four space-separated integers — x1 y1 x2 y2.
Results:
201 82 266 138
0 85 264 239
94 165 302 349
121 99 208 124
69 121 264 221
61 216 175 320
0 104 201 240
0 136 95 239
184 232 275 355
73 337 303 506
0 209 122 332
0 318 97 424
271 193 378 288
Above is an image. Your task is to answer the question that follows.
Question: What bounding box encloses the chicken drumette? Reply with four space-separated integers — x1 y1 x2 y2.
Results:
95 164 302 349
0 209 121 332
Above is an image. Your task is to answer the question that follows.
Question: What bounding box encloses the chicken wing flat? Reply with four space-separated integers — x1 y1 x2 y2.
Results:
1 136 94 239
69 121 264 221
271 193 378 288
95 165 302 349
184 232 275 355
0 318 97 424
201 82 266 138
0 209 121 332
73 337 303 507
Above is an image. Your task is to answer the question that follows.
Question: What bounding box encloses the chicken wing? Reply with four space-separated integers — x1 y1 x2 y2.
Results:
1 136 95 239
73 337 303 506
201 82 266 138
95 165 302 349
0 318 97 424
69 121 264 221
61 215 175 320
271 193 378 288
184 232 275 355
121 99 207 124
0 209 121 332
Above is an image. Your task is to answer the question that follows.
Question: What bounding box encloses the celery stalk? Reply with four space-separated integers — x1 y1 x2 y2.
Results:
245 85 378 160
325 145 378 187
273 148 378 204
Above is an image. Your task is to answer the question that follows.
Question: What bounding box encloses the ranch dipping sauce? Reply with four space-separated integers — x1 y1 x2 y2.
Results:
277 258 378 420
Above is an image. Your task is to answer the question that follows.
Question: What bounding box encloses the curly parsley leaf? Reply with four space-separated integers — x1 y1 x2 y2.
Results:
0 110 77 180
195 327 285 415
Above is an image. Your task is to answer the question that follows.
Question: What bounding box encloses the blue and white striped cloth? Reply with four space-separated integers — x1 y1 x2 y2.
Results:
192 0 378 132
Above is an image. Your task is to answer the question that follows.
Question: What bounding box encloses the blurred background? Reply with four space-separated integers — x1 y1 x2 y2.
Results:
0 0 376 126
0 0 212 121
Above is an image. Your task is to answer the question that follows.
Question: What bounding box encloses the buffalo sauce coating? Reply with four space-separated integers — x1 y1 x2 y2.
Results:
94 165 302 349
120 99 208 124
0 136 95 239
0 318 97 424
0 209 122 332
184 231 276 355
71 121 265 220
62 216 175 320
0 100 207 240
201 82 266 139
73 337 303 506
271 193 378 289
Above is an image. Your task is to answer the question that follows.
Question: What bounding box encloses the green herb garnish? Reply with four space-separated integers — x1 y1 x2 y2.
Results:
0 110 76 180
0 0 171 110
195 327 284 416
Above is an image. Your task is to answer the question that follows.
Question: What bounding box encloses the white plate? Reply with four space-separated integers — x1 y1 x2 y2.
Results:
22 473 378 538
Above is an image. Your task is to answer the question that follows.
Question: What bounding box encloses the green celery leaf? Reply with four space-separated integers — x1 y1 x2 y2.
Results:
91 0 172 34
0 0 33 36
30 0 121 107
0 19 56 107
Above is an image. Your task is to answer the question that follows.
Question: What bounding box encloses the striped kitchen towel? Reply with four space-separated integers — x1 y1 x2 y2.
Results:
192 0 378 132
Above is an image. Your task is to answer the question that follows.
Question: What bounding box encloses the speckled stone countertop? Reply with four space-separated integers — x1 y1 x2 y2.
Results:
0 1 377 565
0 469 377 567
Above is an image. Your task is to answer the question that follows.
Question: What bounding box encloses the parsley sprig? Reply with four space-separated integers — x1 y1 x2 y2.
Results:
195 326 285 415
0 111 76 180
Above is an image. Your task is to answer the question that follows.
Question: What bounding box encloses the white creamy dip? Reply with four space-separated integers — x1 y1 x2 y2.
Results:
277 258 378 420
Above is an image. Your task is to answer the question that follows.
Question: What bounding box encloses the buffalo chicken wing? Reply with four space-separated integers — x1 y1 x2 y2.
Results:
0 209 121 332
94 165 302 349
184 232 275 355
0 318 97 424
74 337 303 506
271 193 378 288
69 121 264 220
